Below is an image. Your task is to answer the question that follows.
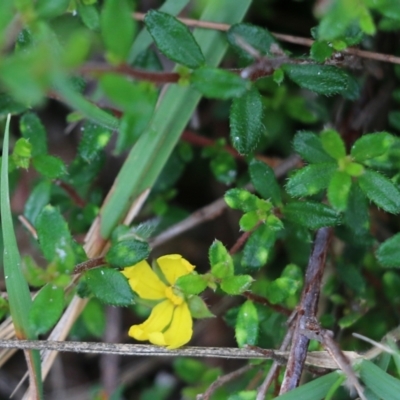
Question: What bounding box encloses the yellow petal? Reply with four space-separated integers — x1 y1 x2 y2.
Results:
157 254 195 285
151 302 193 349
122 260 167 300
128 300 173 341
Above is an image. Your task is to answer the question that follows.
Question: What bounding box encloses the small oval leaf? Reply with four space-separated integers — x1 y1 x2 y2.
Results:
286 163 337 197
283 201 340 229
249 159 281 205
351 132 395 162
105 239 150 268
242 224 276 270
358 170 400 214
145 10 204 69
230 88 263 155
235 300 258 347
191 67 249 99
293 131 334 163
377 233 400 268
227 23 279 63
283 64 349 96
29 284 64 335
85 267 135 306
327 171 352 211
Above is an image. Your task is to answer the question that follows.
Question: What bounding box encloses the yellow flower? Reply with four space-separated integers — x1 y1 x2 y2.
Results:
122 254 195 349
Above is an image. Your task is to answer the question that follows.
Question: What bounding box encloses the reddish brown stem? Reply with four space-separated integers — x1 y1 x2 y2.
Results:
54 180 86 208
243 291 292 316
79 63 180 84
74 256 106 274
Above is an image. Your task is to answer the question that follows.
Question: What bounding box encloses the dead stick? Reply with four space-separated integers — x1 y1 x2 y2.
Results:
279 227 332 394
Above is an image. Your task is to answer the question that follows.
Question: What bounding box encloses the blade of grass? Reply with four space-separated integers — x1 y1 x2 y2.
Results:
273 371 341 400
1 114 43 398
100 0 252 238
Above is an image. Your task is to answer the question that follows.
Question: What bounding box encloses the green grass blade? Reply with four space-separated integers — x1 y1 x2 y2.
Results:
273 371 341 400
360 359 400 400
53 74 120 131
100 0 252 238
1 114 43 397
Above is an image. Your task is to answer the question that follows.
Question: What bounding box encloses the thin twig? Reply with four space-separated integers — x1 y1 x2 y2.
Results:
149 154 300 248
243 292 291 317
73 256 106 274
133 12 400 65
0 339 365 366
79 63 180 84
198 363 257 400
279 227 332 394
54 180 86 208
301 318 366 400
256 326 294 400
18 215 38 240
229 228 256 256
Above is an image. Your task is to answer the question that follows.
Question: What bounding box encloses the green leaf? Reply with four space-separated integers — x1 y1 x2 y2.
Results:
282 64 350 96
310 41 334 62
20 112 48 157
320 129 346 160
343 183 370 239
286 163 337 197
24 180 51 224
266 277 301 304
101 0 135 63
144 10 205 69
36 0 69 18
210 151 237 185
377 233 400 268
293 131 334 163
100 74 157 113
29 284 64 335
249 159 281 205
235 300 258 347
0 93 27 117
174 358 208 384
360 360 400 399
187 295 214 319
230 88 263 155
12 138 32 169
77 2 100 31
239 211 261 231
191 67 249 99
242 224 276 270
36 205 76 273
283 201 340 229
224 188 260 212
358 170 400 214
209 240 234 279
81 299 106 338
351 132 395 162
328 171 352 211
176 274 208 295
227 23 278 63
105 239 150 268
78 121 112 162
85 267 135 306
220 275 253 295
32 154 67 179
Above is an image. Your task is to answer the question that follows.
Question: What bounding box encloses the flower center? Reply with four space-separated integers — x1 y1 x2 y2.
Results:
165 286 183 306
